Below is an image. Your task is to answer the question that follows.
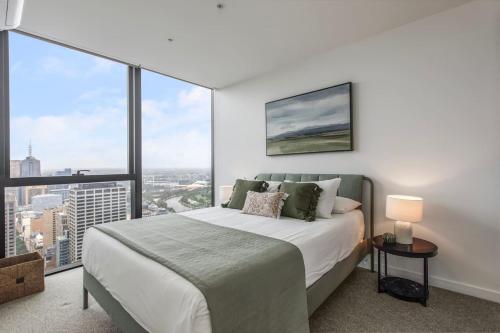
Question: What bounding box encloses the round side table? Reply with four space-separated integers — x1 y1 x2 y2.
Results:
372 235 438 306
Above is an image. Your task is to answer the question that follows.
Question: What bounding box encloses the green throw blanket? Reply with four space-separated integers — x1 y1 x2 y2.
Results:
94 213 310 333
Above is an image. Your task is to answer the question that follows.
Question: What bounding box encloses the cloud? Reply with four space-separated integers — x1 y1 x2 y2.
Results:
142 129 211 169
10 61 24 74
142 86 211 136
76 88 122 102
39 56 79 78
266 86 350 137
87 57 120 77
178 86 211 108
142 86 212 169
10 101 128 171
37 55 121 80
10 85 212 171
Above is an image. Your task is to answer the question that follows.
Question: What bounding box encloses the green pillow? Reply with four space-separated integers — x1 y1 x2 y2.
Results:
280 182 322 221
224 179 268 210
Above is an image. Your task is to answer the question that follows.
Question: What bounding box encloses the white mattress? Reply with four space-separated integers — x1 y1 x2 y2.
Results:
82 207 364 333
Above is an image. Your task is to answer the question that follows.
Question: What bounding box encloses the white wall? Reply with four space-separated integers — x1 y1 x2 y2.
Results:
214 0 500 302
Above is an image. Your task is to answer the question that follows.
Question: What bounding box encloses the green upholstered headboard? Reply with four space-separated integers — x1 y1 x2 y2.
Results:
254 173 374 270
255 173 364 202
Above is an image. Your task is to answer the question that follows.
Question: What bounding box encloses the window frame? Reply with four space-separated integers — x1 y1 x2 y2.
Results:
0 30 215 267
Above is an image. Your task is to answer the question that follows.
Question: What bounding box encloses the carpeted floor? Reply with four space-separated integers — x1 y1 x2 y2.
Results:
1 267 499 332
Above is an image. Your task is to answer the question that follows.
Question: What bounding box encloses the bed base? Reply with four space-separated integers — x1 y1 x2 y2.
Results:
83 239 369 332
306 239 369 316
83 267 148 333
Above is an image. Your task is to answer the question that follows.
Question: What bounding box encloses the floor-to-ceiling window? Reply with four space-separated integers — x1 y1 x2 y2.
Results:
141 70 212 216
9 32 128 176
0 31 213 274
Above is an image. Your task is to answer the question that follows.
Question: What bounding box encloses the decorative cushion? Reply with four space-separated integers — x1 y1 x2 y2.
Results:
242 191 288 219
265 181 282 193
224 179 268 210
286 178 341 218
333 196 362 214
280 182 322 221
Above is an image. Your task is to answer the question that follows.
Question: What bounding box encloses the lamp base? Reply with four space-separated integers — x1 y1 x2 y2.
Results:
394 221 413 244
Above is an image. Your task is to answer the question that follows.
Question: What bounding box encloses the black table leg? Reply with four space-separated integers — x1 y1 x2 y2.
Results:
83 287 88 310
422 257 428 306
377 249 382 292
384 251 387 277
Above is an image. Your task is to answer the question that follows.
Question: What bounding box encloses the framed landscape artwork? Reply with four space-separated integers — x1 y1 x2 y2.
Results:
265 82 353 156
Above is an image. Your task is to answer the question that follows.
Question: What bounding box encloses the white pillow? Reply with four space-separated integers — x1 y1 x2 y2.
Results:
286 178 341 219
265 181 282 193
333 196 361 214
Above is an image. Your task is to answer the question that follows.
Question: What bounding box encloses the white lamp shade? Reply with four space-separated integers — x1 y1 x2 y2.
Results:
386 195 423 223
219 185 233 203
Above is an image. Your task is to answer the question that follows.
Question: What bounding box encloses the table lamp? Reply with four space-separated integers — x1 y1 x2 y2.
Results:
386 195 423 245
219 185 233 204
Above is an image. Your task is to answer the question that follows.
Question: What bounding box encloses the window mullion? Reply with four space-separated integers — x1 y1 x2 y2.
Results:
131 67 142 218
0 31 9 259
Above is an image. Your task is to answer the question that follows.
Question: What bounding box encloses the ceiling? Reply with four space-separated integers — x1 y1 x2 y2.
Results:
18 0 470 88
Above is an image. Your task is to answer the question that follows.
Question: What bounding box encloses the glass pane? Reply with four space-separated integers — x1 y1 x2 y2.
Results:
5 181 130 273
8 32 128 177
141 70 212 216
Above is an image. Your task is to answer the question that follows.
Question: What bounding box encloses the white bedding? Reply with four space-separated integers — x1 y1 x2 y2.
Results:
82 207 364 333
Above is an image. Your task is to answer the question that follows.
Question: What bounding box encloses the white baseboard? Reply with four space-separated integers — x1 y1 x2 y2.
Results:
358 254 500 304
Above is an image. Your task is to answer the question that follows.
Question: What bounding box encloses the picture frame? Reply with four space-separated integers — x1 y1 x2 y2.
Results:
265 82 353 156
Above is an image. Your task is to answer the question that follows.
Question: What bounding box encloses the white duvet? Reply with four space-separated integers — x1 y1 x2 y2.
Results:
82 207 364 333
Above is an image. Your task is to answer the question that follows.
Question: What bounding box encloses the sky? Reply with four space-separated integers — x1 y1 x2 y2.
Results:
266 84 350 138
9 32 212 173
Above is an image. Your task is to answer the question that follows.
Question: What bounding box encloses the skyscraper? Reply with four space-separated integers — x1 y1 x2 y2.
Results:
30 207 62 248
56 235 70 267
68 182 127 262
54 168 72 177
49 168 72 201
20 142 41 177
55 211 68 238
22 185 48 206
18 142 42 206
10 160 21 177
5 194 17 257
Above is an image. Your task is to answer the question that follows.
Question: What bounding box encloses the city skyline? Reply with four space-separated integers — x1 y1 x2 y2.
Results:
5 145 211 272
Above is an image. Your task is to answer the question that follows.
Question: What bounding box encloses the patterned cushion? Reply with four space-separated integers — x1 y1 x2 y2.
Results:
242 191 287 219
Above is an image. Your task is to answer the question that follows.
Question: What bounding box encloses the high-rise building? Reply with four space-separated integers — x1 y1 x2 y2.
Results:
30 207 61 248
55 211 68 238
10 160 21 177
31 194 62 212
45 245 56 270
48 188 71 202
56 235 70 267
20 210 40 245
68 182 127 262
20 142 41 177
19 143 42 206
5 194 17 257
54 168 72 177
22 185 48 206
49 169 72 201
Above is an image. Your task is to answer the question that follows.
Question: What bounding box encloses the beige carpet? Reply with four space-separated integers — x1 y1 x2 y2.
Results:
1 267 499 333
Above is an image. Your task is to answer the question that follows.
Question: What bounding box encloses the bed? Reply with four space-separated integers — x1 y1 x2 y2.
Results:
82 173 374 333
